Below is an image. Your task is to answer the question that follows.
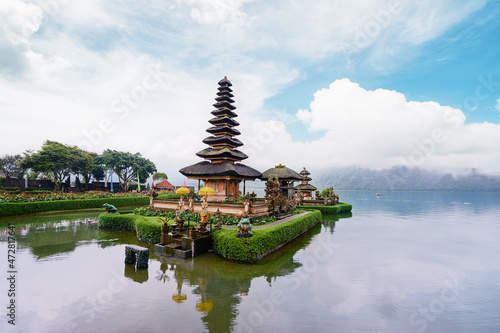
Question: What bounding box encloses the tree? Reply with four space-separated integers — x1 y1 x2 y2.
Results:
73 152 105 185
18 141 84 191
72 151 94 184
96 150 156 192
153 172 168 182
0 154 23 178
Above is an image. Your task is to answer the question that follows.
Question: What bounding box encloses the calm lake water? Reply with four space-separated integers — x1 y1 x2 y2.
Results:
1 191 499 333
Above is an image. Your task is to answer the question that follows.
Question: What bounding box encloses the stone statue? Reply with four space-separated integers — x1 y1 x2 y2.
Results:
237 217 253 238
103 203 118 213
188 196 194 213
175 195 187 221
243 193 253 216
322 187 340 206
149 189 158 207
200 196 209 224
295 190 303 206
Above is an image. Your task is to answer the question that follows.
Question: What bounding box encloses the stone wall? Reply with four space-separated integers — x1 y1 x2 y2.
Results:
1 178 55 189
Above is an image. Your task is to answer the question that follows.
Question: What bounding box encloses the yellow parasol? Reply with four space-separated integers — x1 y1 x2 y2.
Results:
196 300 214 312
198 187 215 196
172 293 187 303
175 187 190 194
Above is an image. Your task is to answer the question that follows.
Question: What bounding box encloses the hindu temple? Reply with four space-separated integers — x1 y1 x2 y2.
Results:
294 167 317 199
261 164 302 199
179 77 261 201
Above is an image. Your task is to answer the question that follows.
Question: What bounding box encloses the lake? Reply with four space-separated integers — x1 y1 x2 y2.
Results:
1 191 499 333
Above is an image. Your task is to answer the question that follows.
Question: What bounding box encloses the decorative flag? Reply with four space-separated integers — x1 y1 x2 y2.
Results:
137 170 141 192
104 173 108 188
25 173 28 188
110 170 114 192
184 178 187 188
152 174 155 189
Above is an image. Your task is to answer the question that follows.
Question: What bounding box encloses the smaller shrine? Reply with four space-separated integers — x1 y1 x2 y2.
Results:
294 167 317 200
261 164 302 199
155 179 175 191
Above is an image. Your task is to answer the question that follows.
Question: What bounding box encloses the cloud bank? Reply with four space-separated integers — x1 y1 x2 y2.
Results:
0 0 497 183
252 79 500 174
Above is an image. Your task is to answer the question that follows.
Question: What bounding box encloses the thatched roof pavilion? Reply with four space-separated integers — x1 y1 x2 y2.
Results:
261 164 301 199
155 179 175 190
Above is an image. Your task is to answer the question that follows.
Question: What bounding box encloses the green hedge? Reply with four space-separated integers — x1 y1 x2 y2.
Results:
0 196 149 216
97 213 136 231
135 217 163 243
297 202 352 214
157 193 182 200
212 210 322 262
98 213 163 244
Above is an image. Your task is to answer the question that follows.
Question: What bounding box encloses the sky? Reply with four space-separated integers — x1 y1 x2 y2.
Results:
1 0 500 185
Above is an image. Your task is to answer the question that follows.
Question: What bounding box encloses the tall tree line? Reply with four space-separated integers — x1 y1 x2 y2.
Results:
1 140 157 192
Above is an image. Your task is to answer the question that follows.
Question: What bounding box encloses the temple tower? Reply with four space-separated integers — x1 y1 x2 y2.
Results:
179 77 261 201
294 167 318 199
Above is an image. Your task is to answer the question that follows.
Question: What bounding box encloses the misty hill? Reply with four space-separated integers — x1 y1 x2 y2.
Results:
312 166 500 191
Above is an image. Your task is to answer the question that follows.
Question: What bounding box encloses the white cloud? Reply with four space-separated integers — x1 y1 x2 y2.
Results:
0 0 496 184
0 0 43 75
187 0 253 28
254 79 500 173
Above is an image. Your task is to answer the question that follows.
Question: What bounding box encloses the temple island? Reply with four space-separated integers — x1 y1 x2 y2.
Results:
132 77 350 261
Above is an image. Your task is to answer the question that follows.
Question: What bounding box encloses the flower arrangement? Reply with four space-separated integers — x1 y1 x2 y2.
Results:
0 190 145 203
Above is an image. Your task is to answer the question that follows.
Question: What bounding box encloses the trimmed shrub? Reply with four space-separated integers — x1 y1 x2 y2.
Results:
0 196 149 216
97 213 136 231
297 202 352 214
157 193 182 200
212 210 322 262
135 217 163 243
98 213 163 244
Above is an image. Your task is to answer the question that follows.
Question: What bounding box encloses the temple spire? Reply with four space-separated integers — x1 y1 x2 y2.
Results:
179 77 262 201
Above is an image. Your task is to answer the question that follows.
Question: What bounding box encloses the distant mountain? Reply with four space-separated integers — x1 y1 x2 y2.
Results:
312 166 500 191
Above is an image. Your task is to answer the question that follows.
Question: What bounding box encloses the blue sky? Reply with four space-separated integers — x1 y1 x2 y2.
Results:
1 0 499 183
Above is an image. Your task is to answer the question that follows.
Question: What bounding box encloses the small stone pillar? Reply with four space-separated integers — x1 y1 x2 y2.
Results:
125 245 150 269
214 209 222 231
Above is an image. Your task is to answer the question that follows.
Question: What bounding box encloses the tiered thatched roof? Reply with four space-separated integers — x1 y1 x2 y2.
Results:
179 77 261 180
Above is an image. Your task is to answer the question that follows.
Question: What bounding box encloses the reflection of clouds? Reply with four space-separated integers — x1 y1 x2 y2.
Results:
298 210 497 318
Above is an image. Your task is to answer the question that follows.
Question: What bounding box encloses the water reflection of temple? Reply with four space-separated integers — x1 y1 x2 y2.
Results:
152 222 323 332
321 212 352 234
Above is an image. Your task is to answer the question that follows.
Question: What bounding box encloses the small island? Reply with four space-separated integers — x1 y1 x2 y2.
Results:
99 77 352 262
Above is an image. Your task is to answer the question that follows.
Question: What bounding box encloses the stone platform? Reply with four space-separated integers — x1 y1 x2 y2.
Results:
154 234 212 259
151 199 269 218
125 245 149 269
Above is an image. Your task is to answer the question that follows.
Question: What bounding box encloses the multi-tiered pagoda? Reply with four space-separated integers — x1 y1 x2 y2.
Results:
294 167 317 199
179 77 261 201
